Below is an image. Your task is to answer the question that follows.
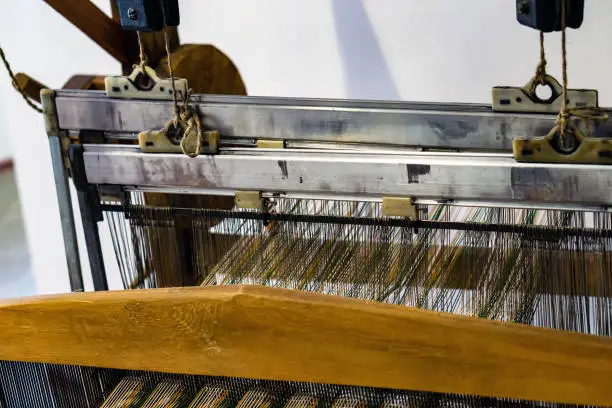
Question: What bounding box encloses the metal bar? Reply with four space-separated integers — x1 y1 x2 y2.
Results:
121 187 612 212
54 90 612 151
83 145 612 207
75 191 108 291
49 136 84 292
68 145 109 291
101 203 612 239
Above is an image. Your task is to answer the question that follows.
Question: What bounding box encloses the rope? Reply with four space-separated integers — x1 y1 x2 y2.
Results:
179 93 203 158
159 0 180 126
555 0 607 146
559 0 569 138
0 44 43 113
136 31 149 68
158 0 201 157
534 31 547 85
163 27 181 125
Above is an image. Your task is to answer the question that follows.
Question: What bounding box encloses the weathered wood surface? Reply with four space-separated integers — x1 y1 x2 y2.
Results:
156 44 247 96
44 0 129 64
13 73 47 103
0 285 611 406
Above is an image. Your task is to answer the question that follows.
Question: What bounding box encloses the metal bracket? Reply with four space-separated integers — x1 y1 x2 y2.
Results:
382 197 417 220
116 0 180 31
257 139 285 149
513 126 612 164
235 191 263 210
105 65 188 100
68 145 103 222
67 145 109 291
41 89 59 136
98 185 127 203
516 0 584 32
60 133 72 172
138 119 219 154
492 74 597 113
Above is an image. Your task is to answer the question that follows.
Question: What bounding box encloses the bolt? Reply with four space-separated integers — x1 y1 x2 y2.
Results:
517 0 531 15
127 7 139 21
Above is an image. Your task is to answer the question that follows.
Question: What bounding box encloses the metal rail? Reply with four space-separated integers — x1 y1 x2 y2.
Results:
54 90 612 151
49 136 84 292
84 145 612 207
101 204 612 239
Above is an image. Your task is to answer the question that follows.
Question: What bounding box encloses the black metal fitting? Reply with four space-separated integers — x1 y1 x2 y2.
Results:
67 145 103 223
67 145 109 291
116 0 179 32
516 0 584 32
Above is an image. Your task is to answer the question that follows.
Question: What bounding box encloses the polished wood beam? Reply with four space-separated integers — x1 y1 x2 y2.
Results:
44 0 129 64
0 285 611 405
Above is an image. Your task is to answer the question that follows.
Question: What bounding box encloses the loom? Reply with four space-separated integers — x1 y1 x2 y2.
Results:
2 0 612 407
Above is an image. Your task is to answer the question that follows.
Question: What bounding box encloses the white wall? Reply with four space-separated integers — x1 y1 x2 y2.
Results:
0 55 13 160
2 0 612 294
0 0 118 294
0 99 11 160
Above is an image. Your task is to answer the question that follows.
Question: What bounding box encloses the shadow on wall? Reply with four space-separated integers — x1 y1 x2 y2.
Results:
332 0 400 100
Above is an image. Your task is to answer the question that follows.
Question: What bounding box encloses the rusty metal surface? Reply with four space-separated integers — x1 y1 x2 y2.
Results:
53 90 610 151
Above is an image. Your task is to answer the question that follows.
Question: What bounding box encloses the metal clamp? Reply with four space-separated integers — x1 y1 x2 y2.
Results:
382 197 417 220
105 65 188 100
256 139 285 149
139 118 219 154
513 125 612 164
235 191 263 210
492 74 597 113
41 89 59 136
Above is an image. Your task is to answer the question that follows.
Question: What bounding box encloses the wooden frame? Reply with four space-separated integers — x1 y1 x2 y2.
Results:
0 285 611 405
44 0 129 64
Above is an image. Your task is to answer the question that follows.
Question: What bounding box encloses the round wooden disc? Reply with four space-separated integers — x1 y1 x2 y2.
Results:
156 44 247 96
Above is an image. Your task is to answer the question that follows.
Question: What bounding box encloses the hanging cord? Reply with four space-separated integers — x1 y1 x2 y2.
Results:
534 31 547 85
163 26 181 125
556 0 607 147
558 0 570 139
0 44 43 113
179 91 203 158
136 31 149 69
159 0 181 125
159 0 201 157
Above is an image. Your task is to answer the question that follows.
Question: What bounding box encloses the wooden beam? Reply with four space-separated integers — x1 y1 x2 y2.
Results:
62 74 107 91
44 0 128 64
14 73 47 103
0 286 611 405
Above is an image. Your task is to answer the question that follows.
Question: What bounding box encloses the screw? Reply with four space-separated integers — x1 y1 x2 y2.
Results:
517 0 530 15
127 7 139 21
